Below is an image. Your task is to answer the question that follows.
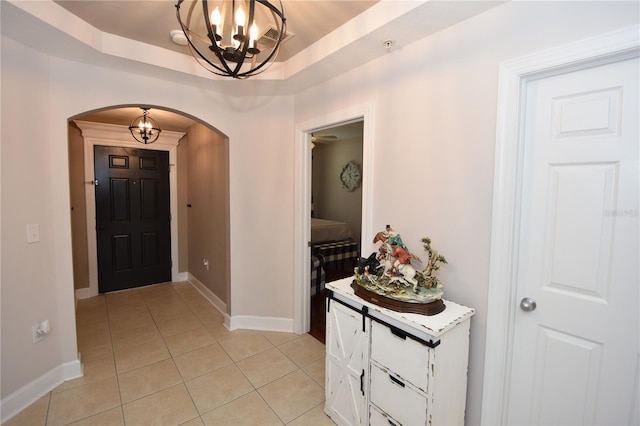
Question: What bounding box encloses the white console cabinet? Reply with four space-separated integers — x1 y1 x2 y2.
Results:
325 278 474 426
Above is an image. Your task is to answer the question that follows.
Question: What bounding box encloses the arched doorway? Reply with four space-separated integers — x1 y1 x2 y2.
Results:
68 106 230 315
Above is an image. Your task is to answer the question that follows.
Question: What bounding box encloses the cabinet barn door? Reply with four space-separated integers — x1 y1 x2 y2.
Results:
325 300 368 426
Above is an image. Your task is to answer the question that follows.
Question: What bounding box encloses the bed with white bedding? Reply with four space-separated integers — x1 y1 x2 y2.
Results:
310 217 354 244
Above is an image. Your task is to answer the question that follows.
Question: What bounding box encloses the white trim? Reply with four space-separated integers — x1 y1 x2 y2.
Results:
481 25 640 425
174 272 189 282
292 103 375 334
73 121 185 298
186 274 293 333
227 315 294 333
0 359 82 424
74 286 96 300
63 358 83 380
184 275 232 330
187 273 227 315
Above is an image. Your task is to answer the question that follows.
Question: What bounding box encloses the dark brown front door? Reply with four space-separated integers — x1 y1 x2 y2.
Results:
94 145 171 293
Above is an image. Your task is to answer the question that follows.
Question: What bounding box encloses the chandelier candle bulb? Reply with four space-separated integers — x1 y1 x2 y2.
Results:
234 6 245 40
211 7 222 41
249 23 259 52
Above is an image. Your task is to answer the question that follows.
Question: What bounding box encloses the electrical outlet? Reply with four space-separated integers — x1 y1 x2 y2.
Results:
203 258 209 271
32 324 44 343
31 320 51 343
26 224 40 243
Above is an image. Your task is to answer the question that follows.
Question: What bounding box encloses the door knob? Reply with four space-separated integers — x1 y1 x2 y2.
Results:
520 297 537 312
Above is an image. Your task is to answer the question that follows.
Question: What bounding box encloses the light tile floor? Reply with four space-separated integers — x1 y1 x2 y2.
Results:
4 282 335 426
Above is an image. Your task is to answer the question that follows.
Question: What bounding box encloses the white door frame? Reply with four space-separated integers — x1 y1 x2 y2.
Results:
73 120 185 299
481 25 639 424
293 103 374 334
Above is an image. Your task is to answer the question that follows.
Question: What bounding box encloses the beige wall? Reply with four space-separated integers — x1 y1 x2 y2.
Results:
1 36 78 399
68 123 89 290
177 135 189 273
312 135 363 244
184 122 230 307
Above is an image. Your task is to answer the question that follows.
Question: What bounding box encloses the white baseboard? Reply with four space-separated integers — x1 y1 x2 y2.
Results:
227 315 294 333
185 274 294 333
223 312 232 331
64 358 83 380
74 286 97 300
187 274 227 315
1 359 82 424
174 272 189 282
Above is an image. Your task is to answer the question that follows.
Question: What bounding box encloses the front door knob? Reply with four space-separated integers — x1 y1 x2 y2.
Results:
520 297 537 312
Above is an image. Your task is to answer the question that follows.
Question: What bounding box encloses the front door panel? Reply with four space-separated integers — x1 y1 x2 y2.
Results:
94 146 171 293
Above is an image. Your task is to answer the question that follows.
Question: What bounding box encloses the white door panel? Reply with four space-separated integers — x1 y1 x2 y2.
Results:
545 163 617 297
507 58 639 425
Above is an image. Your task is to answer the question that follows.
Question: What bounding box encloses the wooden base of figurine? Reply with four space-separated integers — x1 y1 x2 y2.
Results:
351 281 446 315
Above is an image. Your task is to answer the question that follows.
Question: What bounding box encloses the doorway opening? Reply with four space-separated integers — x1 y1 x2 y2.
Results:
309 121 364 342
293 103 374 338
68 105 230 312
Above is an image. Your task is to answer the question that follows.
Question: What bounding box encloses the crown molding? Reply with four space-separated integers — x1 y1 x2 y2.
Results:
74 120 185 147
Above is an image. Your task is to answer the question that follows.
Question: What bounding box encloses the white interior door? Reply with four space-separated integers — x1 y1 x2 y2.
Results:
507 57 639 425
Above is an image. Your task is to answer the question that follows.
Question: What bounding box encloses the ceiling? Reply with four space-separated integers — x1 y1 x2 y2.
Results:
2 0 504 130
53 0 380 63
54 0 381 132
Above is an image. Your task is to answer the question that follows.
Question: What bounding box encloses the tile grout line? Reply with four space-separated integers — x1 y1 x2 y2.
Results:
144 288 201 426
41 283 328 426
150 290 205 424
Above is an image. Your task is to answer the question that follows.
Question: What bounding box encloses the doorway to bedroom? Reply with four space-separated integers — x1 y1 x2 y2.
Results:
309 121 363 342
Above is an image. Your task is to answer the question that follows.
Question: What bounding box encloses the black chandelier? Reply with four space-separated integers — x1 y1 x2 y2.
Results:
129 108 161 144
175 0 286 79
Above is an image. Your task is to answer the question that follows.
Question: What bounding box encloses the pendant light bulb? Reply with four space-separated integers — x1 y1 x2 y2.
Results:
235 6 245 26
211 6 221 25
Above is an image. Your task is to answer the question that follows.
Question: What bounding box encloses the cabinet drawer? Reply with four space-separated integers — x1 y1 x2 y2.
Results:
370 363 427 426
370 320 430 392
369 404 400 426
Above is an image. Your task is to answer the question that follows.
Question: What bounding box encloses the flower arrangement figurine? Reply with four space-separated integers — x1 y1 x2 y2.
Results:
354 226 447 305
